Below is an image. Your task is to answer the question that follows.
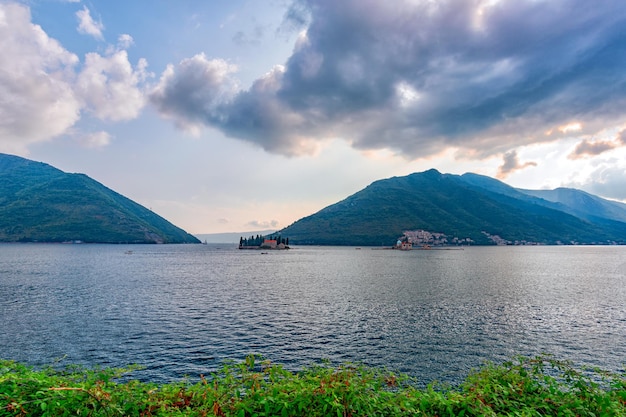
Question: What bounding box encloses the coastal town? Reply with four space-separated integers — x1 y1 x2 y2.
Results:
395 229 474 249
395 229 546 248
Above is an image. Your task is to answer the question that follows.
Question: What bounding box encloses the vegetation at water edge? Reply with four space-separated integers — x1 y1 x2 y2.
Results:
2 355 625 416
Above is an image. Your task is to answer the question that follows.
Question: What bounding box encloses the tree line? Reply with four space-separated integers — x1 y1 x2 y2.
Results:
239 234 289 247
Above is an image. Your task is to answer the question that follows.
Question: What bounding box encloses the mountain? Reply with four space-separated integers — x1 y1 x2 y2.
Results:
280 169 626 246
0 153 200 244
517 188 626 224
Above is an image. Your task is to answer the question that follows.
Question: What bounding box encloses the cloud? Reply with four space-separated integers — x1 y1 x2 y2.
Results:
0 3 149 154
232 24 265 46
76 6 104 40
568 139 619 159
152 0 626 160
0 3 80 153
149 54 240 134
280 1 310 33
77 131 112 148
576 164 626 200
497 150 537 179
76 50 149 121
568 129 626 159
117 34 134 49
246 219 280 229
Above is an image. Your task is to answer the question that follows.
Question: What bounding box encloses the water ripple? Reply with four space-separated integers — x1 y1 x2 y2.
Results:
1 244 625 384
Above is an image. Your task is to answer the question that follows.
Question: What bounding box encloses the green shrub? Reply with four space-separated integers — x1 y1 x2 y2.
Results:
1 355 625 416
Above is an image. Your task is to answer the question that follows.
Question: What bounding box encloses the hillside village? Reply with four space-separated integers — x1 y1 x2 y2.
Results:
396 230 473 248
396 230 547 247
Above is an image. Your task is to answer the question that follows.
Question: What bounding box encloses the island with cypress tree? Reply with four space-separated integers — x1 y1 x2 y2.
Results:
239 234 290 249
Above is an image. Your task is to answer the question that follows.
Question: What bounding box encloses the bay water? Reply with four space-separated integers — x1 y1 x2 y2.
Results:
1 243 625 384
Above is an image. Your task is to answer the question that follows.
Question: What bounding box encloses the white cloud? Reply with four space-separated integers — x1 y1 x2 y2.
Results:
0 3 80 154
76 6 104 40
246 219 280 229
0 3 150 154
76 50 148 121
77 131 112 148
117 34 134 49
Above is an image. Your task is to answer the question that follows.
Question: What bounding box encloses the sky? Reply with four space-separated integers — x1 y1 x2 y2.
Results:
2 0 626 235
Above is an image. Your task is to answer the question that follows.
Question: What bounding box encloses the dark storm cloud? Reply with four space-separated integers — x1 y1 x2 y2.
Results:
150 54 239 133
152 0 626 158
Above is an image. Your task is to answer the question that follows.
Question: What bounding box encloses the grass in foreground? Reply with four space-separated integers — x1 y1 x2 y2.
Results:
1 355 625 416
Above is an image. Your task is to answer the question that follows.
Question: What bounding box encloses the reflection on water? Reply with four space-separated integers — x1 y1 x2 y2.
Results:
1 243 625 384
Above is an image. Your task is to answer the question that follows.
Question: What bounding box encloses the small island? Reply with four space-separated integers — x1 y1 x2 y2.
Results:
239 234 290 250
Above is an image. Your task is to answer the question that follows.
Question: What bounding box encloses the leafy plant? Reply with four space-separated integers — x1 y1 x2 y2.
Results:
1 355 625 416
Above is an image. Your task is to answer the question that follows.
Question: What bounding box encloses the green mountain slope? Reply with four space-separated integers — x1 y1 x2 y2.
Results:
280 169 626 246
0 153 200 244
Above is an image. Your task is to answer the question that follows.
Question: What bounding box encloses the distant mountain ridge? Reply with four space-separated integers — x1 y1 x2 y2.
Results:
0 153 200 244
518 187 626 224
460 173 626 224
280 169 626 246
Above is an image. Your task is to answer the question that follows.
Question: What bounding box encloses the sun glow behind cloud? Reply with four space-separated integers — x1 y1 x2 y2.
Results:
472 0 502 32
559 122 583 134
395 82 421 107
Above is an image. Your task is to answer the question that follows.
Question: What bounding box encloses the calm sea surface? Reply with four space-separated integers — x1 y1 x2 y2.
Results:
1 243 625 384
